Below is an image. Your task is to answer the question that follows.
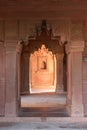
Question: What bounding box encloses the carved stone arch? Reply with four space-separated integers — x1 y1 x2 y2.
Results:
20 20 65 94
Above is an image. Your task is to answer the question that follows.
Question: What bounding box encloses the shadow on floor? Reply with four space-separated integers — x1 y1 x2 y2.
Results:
19 106 69 117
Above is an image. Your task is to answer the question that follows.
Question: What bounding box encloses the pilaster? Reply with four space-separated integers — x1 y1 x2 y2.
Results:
16 43 23 109
66 41 84 117
56 53 64 93
0 41 5 116
21 52 29 94
5 40 22 117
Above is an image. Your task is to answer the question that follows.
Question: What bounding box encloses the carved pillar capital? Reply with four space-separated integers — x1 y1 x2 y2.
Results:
65 41 84 54
5 40 23 54
5 40 18 52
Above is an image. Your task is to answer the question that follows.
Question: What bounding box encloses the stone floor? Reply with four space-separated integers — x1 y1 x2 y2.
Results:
0 93 87 129
0 121 87 130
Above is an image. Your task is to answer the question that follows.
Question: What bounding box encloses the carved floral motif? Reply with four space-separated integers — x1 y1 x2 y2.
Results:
31 44 53 57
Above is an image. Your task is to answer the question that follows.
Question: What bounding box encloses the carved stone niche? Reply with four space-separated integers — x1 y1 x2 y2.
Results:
21 20 65 94
30 44 56 91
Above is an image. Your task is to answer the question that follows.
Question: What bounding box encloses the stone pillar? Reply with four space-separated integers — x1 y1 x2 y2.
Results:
56 53 64 93
5 41 20 117
0 41 5 116
16 43 23 109
66 41 84 117
21 52 29 94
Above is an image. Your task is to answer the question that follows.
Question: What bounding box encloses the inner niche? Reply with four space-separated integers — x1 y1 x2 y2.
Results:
30 44 56 93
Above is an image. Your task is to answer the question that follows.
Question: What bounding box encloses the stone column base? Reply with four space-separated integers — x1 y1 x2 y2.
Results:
71 105 84 117
66 102 84 117
5 102 18 117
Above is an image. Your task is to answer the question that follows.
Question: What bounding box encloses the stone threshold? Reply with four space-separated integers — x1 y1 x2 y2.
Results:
0 117 87 123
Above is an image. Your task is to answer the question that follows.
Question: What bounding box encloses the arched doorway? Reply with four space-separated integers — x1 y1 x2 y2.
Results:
20 20 65 95
20 20 68 117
